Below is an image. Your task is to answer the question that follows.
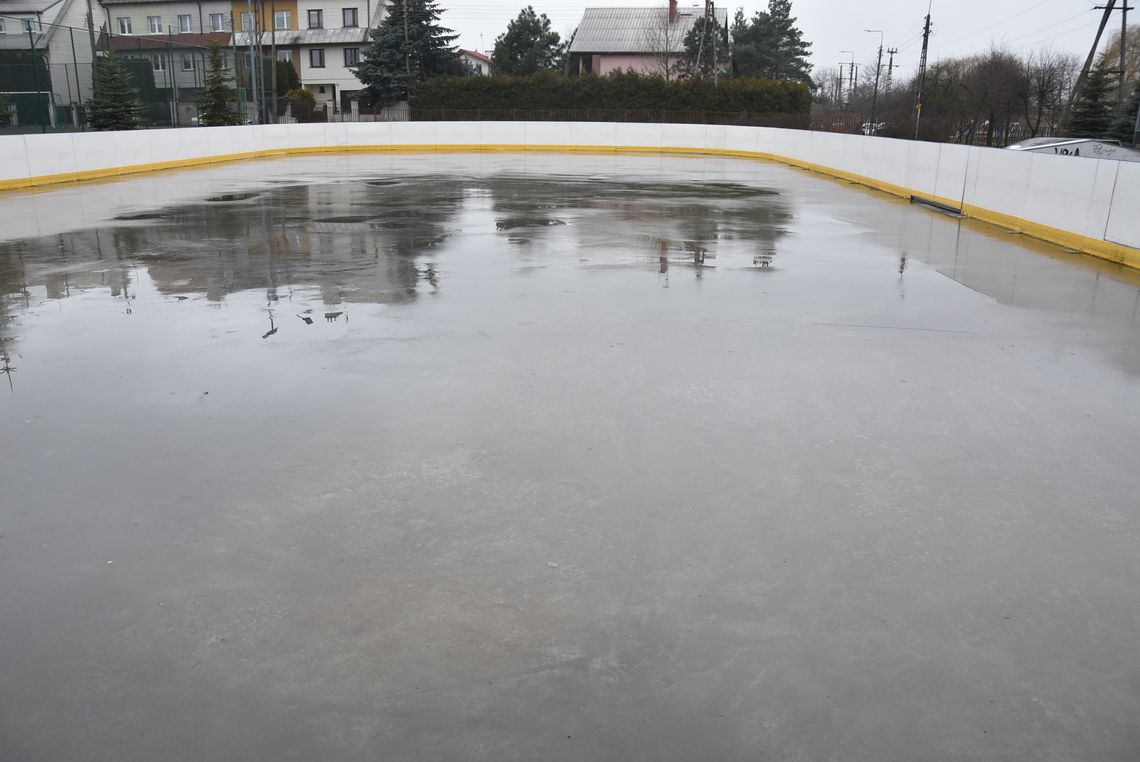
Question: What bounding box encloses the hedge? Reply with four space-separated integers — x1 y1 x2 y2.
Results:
411 70 811 114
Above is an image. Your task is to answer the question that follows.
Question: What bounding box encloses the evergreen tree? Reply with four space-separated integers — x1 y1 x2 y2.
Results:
1068 64 1114 138
88 54 142 131
196 43 243 126
491 6 564 76
1111 77 1140 145
680 16 730 79
275 59 300 97
732 0 812 83
353 0 462 106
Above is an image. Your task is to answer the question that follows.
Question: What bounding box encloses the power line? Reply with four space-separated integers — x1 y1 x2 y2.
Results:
936 0 1061 47
1012 18 1100 51
1002 9 1095 45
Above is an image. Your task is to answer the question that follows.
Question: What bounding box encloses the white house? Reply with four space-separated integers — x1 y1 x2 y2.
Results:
0 0 97 125
459 48 490 75
234 0 384 115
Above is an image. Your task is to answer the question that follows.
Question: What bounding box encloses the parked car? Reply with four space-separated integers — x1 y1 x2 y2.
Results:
1006 136 1140 162
861 122 897 137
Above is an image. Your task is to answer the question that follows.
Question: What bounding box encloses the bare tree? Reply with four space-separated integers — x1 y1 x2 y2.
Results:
967 50 1026 146
811 66 843 109
641 5 682 80
1021 49 1080 137
1100 25 1140 100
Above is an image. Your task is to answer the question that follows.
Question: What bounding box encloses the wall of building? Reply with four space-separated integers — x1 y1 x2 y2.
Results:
105 1 233 36
3 0 97 109
297 43 360 105
593 54 674 77
295 0 367 30
1 122 1137 266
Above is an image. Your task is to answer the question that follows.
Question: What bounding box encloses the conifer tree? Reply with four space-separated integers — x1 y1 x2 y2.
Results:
353 0 462 105
196 43 243 126
88 54 142 131
1068 64 1114 138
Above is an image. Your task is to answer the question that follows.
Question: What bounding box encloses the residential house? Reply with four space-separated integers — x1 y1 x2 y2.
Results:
459 48 489 75
98 0 234 125
234 0 384 115
0 0 97 125
567 0 727 78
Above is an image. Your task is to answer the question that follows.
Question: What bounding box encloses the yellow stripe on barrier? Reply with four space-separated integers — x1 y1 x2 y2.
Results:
2 142 1137 270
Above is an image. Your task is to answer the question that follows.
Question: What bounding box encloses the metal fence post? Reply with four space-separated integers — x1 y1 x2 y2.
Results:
168 26 178 126
69 26 84 128
27 26 46 133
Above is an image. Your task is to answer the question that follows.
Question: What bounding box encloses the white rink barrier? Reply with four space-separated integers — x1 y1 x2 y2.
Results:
1 122 1137 268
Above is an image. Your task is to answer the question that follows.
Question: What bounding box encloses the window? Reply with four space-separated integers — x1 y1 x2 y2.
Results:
209 12 226 31
274 10 291 29
22 18 38 32
309 48 325 67
182 52 196 70
178 14 192 32
147 16 162 33
342 8 357 27
0 19 5 32
307 10 322 28
277 49 292 62
239 12 253 31
118 17 132 34
343 47 359 66
152 53 167 71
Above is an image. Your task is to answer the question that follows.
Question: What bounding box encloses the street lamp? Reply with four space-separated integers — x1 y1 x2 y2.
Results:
865 30 884 133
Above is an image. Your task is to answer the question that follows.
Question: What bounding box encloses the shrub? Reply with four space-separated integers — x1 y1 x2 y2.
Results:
411 70 810 114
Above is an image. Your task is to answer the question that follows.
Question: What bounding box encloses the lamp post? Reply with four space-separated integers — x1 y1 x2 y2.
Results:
865 30 883 134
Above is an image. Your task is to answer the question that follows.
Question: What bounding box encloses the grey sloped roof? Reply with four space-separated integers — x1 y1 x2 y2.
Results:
233 27 368 46
0 0 75 44
0 0 66 13
568 5 727 55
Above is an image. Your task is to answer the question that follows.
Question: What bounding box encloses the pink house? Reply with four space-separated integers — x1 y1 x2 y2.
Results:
567 1 728 78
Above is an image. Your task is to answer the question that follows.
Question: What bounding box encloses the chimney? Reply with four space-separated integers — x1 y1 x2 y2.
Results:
668 0 677 23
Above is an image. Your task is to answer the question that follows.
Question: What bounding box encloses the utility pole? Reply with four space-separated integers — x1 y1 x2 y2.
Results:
707 0 719 86
168 25 178 126
885 48 899 92
837 62 846 106
84 0 97 64
404 0 411 76
68 26 83 123
1070 2 1118 126
914 5 932 140
840 50 854 109
230 12 245 117
246 0 260 123
851 63 860 103
270 0 277 123
1119 2 1131 105
1092 2 1135 105
866 30 884 130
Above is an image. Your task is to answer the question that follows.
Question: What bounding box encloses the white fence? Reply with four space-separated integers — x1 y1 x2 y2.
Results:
1 122 1137 264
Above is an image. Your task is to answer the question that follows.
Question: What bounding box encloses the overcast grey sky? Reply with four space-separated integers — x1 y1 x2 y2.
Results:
441 0 1116 77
